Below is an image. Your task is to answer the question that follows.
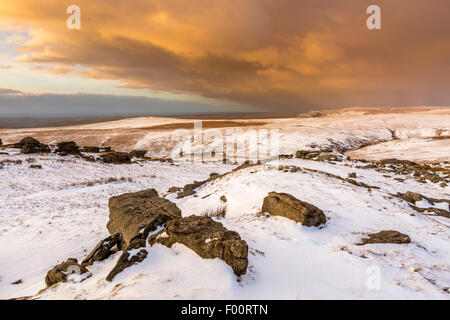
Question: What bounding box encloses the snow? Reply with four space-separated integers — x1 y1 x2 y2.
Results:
0 109 449 300
0 150 448 300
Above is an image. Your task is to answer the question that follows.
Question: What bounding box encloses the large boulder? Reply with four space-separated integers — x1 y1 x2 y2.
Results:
149 216 248 276
45 258 89 287
262 192 326 227
100 151 131 164
358 230 411 245
55 141 80 155
107 189 182 248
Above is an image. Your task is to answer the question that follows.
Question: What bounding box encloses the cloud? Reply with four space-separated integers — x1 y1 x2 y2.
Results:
1 0 450 112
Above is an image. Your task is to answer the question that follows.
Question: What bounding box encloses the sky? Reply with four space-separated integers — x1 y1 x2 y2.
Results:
0 0 450 117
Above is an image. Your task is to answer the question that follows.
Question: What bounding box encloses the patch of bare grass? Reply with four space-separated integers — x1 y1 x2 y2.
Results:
202 205 227 219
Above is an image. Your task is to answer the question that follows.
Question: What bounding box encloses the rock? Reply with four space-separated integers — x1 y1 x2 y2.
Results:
317 153 342 162
107 189 182 248
148 216 248 276
13 137 40 148
262 192 326 227
220 195 227 203
358 230 411 245
13 137 50 154
129 150 147 158
177 180 204 198
100 152 131 164
29 165 42 169
45 258 89 287
21 144 50 154
106 238 148 282
82 233 122 266
398 191 424 203
11 279 22 285
379 159 417 166
167 186 181 193
0 138 2 145
295 150 320 159
348 172 357 179
81 146 100 153
55 141 80 155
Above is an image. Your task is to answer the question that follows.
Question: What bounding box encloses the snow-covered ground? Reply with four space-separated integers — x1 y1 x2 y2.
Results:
0 150 448 299
1 107 449 162
0 108 449 300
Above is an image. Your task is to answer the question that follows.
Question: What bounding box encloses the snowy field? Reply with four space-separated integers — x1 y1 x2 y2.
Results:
1 107 449 162
0 108 449 300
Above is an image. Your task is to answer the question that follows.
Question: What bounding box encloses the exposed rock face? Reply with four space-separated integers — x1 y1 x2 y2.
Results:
82 233 122 266
107 189 182 248
262 192 326 227
358 230 411 245
106 238 148 282
129 150 147 158
45 258 89 287
100 151 131 164
13 137 50 154
55 141 80 155
0 138 2 145
148 216 248 276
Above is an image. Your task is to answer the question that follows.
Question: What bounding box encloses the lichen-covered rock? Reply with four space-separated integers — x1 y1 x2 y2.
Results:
149 216 248 276
262 192 326 227
55 141 80 155
45 258 89 287
358 230 411 245
107 189 182 248
82 233 122 266
106 238 148 282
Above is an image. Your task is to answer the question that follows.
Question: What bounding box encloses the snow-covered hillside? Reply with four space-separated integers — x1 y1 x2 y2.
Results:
0 147 448 299
1 107 449 163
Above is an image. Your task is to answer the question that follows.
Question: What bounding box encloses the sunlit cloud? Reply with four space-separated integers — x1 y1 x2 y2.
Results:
1 0 450 112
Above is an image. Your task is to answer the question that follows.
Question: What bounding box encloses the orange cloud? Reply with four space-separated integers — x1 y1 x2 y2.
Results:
1 0 450 111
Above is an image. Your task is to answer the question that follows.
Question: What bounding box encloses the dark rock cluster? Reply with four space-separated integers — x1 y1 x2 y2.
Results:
13 137 50 154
